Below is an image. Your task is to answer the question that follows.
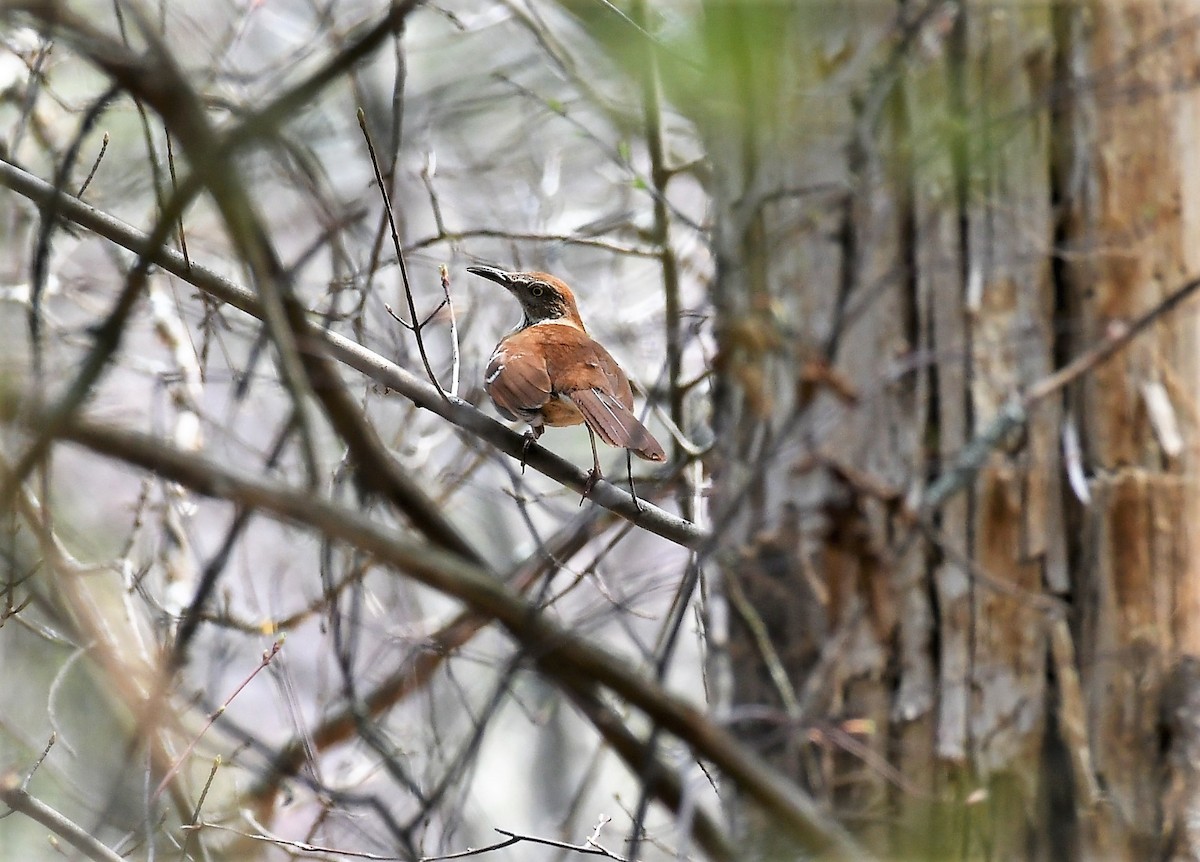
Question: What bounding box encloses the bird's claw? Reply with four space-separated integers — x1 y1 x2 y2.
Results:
580 468 602 505
520 431 538 474
631 490 645 514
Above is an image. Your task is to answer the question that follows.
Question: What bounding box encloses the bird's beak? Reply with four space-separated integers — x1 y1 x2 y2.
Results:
466 265 516 288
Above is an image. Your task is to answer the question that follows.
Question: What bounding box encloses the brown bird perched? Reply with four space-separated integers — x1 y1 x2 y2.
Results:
467 265 666 499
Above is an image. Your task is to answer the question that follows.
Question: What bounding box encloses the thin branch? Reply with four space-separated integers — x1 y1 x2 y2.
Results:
20 733 55 791
189 816 404 861
403 227 658 257
178 756 221 862
0 772 125 862
723 568 801 718
76 130 108 197
0 156 706 548
10 408 866 860
153 640 282 802
357 106 447 401
919 269 1200 514
440 264 461 397
423 825 627 862
163 127 190 267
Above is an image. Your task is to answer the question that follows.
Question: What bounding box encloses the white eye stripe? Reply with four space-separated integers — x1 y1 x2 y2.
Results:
485 366 504 384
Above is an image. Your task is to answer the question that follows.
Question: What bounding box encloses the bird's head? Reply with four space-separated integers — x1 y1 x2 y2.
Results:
466 266 585 330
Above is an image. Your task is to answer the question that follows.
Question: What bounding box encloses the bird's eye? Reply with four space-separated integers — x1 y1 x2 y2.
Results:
531 285 545 297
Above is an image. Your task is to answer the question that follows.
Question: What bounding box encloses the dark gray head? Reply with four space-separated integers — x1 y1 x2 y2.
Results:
466 265 585 329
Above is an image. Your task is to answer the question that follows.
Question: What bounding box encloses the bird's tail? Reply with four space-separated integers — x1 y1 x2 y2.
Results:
569 389 666 462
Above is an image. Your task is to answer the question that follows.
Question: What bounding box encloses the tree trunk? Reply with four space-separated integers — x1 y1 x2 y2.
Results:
700 2 1200 858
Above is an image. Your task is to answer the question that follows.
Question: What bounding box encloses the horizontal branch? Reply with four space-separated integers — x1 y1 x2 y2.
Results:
404 228 659 258
0 157 706 550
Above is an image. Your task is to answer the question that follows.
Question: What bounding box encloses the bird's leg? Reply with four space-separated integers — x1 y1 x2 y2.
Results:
581 426 602 504
520 424 543 473
625 448 644 513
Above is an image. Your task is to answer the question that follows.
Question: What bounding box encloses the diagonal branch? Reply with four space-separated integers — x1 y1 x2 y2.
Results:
920 271 1200 515
0 772 125 862
5 406 866 861
246 506 616 807
0 156 705 549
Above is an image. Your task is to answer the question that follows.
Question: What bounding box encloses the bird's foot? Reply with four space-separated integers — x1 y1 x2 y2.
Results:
519 430 539 474
625 450 644 513
580 468 602 506
630 486 644 513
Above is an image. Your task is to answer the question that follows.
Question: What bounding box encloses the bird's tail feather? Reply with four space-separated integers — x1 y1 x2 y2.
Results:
569 389 666 462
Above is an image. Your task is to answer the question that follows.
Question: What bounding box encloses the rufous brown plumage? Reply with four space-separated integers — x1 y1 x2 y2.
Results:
468 265 666 495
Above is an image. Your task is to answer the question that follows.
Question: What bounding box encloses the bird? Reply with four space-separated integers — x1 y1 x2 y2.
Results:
467 265 666 501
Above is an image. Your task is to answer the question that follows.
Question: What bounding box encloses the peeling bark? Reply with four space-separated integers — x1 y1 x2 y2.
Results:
702 1 1200 858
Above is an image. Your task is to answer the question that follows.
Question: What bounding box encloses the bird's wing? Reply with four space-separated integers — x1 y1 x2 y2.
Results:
567 388 666 462
492 325 666 460
485 344 552 421
543 329 665 461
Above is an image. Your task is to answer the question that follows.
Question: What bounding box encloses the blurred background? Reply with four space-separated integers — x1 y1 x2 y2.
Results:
2 1 1199 860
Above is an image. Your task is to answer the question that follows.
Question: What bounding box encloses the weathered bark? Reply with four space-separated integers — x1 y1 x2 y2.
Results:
1059 1 1200 857
698 1 1200 859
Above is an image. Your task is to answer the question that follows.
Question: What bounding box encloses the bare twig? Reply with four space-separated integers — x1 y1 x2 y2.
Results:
20 733 55 791
423 824 627 862
357 106 448 401
76 131 108 197
178 756 221 862
188 816 404 861
440 264 461 397
404 227 657 257
9 408 864 859
0 772 125 862
163 127 190 267
0 157 706 548
723 568 801 718
153 640 282 802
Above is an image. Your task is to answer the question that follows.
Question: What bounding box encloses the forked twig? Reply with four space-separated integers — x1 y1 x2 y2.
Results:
152 640 282 802
357 106 449 402
422 822 627 862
